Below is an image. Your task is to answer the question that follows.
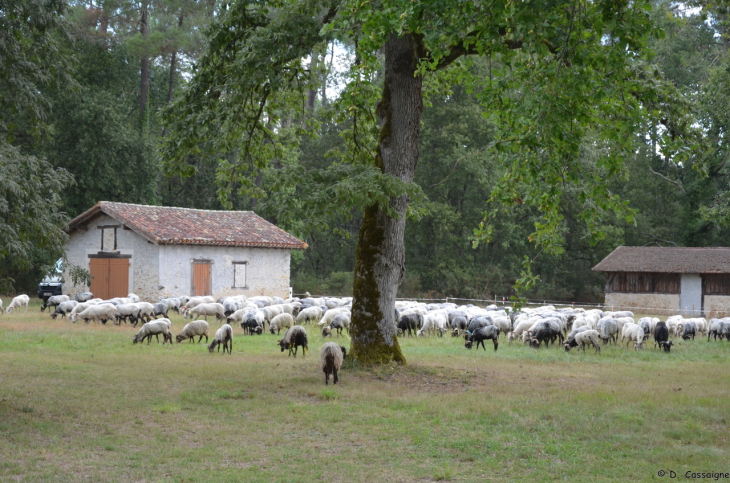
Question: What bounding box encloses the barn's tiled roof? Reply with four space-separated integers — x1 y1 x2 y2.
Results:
592 246 730 273
67 202 307 249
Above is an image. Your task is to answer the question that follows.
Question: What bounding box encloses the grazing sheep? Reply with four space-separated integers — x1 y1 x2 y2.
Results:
654 322 669 349
528 319 564 348
320 342 347 385
621 323 645 350
322 326 332 337
278 325 308 357
237 309 265 335
565 330 601 353
41 294 69 312
418 311 449 337
208 324 233 354
450 315 469 337
397 313 423 337
133 319 173 344
152 302 169 319
296 306 323 325
6 294 30 313
464 326 500 351
50 300 78 319
681 321 697 340
329 313 350 336
114 303 141 325
73 292 94 302
186 303 226 324
160 297 182 314
597 318 619 345
69 303 117 324
176 320 210 343
270 313 295 335
182 296 216 313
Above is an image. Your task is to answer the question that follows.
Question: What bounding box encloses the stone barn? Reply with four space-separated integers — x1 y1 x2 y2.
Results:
592 246 730 316
62 202 307 301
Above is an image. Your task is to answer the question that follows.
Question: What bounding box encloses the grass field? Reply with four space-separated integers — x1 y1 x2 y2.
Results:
1 300 729 482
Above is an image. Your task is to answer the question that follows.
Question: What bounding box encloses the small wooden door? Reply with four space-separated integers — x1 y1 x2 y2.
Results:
89 258 110 300
192 262 211 296
89 258 129 299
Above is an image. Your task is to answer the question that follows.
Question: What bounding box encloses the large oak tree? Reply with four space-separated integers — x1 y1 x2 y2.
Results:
162 0 691 364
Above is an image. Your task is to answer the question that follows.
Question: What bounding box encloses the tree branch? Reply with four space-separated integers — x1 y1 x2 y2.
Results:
641 232 678 247
649 168 685 194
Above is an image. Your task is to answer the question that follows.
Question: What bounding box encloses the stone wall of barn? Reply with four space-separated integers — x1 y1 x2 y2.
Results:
62 215 160 299
703 296 730 318
157 245 292 300
604 293 680 316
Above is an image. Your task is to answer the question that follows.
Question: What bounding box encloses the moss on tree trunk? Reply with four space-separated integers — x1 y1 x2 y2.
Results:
350 32 424 365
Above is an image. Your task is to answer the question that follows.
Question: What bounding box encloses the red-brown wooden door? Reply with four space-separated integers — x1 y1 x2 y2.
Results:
89 258 129 299
192 263 211 296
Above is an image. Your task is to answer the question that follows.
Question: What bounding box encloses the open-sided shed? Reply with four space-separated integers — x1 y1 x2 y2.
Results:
592 246 730 316
63 202 307 300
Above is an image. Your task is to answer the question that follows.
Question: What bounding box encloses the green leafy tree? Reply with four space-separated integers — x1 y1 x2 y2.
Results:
163 0 694 364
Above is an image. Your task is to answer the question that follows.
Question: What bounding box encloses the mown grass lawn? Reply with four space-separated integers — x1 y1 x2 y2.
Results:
1 300 729 482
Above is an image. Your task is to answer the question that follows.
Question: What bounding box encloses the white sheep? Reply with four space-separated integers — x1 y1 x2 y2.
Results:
573 330 601 353
621 323 645 350
320 342 347 385
6 294 30 313
127 293 140 303
133 319 172 344
69 303 117 324
0 298 3 315
131 302 155 326
187 303 226 323
418 311 449 337
270 313 295 335
318 307 351 327
182 296 216 313
296 306 323 325
176 320 210 343
50 300 79 319
208 324 233 354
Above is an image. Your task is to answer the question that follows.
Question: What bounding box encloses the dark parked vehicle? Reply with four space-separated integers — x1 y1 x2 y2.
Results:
37 275 63 302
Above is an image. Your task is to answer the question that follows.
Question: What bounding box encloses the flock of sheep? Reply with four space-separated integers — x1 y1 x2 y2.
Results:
4 291 730 384
1 292 349 385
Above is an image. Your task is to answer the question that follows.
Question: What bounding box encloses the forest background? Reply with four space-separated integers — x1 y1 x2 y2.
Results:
2 0 730 302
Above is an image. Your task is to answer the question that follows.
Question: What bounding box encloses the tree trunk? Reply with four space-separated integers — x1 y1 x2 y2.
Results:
349 32 424 365
140 1 149 123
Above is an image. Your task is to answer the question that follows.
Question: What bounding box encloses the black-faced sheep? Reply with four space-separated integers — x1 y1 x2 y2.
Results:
464 326 499 351
208 324 233 354
397 313 423 337
658 340 673 352
564 329 601 353
681 321 696 340
278 325 308 357
50 300 78 319
320 342 347 385
654 322 669 349
41 295 69 312
528 319 563 348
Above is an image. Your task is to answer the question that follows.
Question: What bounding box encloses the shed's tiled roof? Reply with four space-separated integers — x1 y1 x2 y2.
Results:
67 202 307 249
592 246 730 273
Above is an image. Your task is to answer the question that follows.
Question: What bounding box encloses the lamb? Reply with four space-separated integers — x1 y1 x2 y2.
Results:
564 330 601 353
464 325 500 351
320 342 347 385
176 320 210 343
50 300 78 319
296 306 323 325
208 324 233 354
186 303 226 323
41 294 69 312
269 313 295 335
69 303 117 324
6 294 30 313
654 322 669 349
133 319 173 344
621 323 645 350
73 292 94 302
278 325 308 357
